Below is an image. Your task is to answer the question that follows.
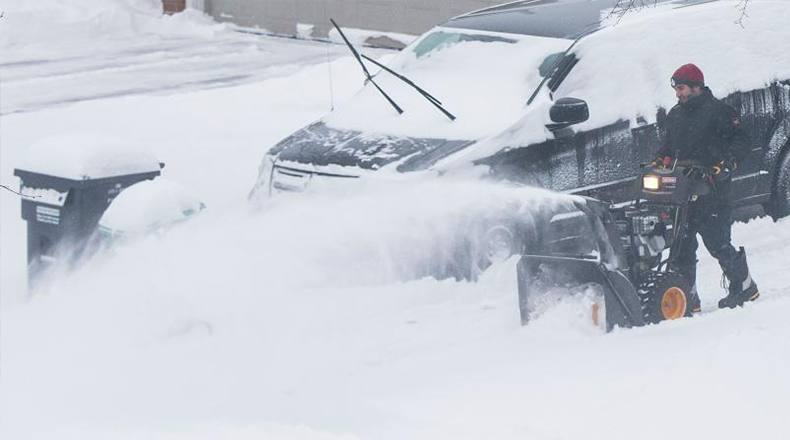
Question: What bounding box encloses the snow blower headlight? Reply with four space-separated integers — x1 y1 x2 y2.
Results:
642 175 661 191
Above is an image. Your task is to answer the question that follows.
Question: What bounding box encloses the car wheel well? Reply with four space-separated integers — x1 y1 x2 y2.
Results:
768 136 790 220
464 213 539 281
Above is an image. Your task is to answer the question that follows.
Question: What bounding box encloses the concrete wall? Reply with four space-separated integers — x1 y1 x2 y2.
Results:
204 0 506 42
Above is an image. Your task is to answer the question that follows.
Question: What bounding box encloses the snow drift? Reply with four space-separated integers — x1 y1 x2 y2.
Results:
0 0 223 49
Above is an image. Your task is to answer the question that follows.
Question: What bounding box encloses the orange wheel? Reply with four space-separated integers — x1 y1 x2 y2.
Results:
591 302 600 327
661 286 687 320
639 272 693 324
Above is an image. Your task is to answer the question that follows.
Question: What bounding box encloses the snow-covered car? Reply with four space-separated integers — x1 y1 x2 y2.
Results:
250 0 790 276
98 178 205 243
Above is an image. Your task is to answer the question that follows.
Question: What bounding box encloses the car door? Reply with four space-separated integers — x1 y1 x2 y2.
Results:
480 52 645 201
719 82 785 206
539 52 645 205
563 118 644 204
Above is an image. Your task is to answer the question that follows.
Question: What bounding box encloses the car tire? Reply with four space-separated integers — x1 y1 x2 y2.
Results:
769 148 790 220
467 221 520 281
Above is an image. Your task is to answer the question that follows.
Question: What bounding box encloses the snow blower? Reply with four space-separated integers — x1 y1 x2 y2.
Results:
517 159 714 331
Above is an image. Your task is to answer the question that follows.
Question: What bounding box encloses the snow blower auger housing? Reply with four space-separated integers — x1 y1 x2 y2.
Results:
517 160 713 331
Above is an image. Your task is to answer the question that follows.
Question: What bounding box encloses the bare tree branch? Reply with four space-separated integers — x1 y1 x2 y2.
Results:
1 184 35 197
603 0 659 25
734 0 751 28
604 0 751 28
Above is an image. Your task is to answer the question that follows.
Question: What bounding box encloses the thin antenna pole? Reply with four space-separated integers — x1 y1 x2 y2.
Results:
326 49 335 111
324 0 335 111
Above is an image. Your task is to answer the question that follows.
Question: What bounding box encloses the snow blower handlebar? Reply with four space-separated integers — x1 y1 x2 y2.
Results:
643 158 715 176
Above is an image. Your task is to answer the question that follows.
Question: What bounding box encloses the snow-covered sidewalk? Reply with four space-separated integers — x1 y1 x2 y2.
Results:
0 0 391 115
0 32 363 115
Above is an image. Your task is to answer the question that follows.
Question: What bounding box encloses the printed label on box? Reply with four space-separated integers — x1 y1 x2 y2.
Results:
36 205 60 225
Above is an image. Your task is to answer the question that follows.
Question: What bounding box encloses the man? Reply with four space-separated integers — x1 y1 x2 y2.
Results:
656 63 759 310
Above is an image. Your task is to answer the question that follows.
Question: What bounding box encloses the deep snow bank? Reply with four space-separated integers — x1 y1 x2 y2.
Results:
0 51 372 306
2 181 790 440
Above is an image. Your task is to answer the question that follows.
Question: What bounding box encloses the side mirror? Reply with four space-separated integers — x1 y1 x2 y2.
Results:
547 97 589 131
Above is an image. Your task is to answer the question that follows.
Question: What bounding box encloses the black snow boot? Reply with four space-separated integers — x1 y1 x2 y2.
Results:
718 247 759 309
688 283 702 314
670 262 701 315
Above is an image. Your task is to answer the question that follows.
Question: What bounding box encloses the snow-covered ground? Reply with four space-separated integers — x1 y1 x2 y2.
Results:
0 32 365 116
1 2 790 440
0 0 390 115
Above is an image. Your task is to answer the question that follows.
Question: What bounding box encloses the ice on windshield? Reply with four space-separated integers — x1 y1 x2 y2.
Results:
323 28 572 142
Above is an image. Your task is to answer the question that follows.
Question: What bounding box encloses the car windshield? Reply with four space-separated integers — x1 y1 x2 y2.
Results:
411 31 518 58
322 28 572 141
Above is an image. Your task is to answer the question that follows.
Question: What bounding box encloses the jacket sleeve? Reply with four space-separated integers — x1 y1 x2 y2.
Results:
715 104 750 164
656 108 674 158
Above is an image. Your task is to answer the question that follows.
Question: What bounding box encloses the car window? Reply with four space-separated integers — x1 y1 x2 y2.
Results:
412 31 516 58
547 53 579 92
538 51 565 77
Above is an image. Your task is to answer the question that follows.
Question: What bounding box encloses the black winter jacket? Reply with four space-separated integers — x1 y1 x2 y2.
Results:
657 87 749 166
656 87 749 203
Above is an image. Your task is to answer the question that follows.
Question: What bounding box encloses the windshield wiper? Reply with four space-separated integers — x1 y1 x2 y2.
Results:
330 19 403 115
360 53 456 122
526 27 601 106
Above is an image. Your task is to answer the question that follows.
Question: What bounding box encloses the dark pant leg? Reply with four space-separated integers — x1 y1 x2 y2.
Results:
673 227 698 281
695 202 759 305
671 207 700 285
695 203 738 270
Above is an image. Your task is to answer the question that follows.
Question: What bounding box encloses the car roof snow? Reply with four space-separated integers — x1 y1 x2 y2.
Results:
442 0 720 39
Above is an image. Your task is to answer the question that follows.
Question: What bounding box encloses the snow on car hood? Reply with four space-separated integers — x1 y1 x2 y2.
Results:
322 28 572 141
270 121 473 172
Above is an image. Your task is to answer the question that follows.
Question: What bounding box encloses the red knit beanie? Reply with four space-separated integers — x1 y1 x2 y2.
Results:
671 63 704 88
